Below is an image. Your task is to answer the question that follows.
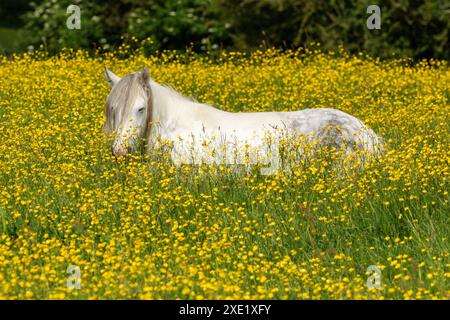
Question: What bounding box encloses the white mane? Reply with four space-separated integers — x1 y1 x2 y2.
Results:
161 83 198 103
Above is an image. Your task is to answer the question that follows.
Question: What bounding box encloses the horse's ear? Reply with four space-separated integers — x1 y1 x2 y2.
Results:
140 66 150 83
104 67 121 86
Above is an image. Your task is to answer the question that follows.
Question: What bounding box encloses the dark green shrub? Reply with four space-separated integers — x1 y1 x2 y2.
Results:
215 0 449 59
13 0 450 59
126 0 231 51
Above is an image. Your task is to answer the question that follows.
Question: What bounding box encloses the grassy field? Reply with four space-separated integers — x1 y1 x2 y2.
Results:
0 47 448 299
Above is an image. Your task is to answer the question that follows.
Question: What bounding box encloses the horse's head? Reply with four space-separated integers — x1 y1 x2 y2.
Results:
104 67 153 157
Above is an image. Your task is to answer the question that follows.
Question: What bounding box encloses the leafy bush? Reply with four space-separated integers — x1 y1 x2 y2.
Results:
215 0 449 59
16 0 450 59
21 0 105 53
127 0 231 51
20 0 230 54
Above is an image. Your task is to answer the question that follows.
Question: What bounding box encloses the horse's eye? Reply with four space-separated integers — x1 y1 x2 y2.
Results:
138 107 145 113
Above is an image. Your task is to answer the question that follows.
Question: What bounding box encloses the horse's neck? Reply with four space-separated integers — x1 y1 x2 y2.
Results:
149 80 225 130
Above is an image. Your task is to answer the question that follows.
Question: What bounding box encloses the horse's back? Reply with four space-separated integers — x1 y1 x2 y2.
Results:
281 108 383 155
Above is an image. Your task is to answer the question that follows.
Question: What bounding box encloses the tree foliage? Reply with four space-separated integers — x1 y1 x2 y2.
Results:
216 0 449 59
3 0 448 59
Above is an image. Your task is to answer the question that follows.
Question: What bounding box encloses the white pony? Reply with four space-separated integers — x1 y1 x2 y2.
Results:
104 67 382 173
